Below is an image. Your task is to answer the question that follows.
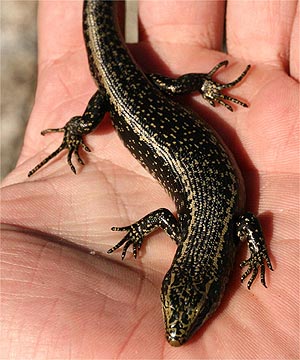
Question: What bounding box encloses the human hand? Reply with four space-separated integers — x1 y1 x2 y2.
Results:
1 1 298 358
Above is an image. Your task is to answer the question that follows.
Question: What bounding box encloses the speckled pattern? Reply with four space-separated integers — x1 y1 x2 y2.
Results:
28 0 273 347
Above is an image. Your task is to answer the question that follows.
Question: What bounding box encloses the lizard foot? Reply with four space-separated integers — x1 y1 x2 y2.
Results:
28 116 91 177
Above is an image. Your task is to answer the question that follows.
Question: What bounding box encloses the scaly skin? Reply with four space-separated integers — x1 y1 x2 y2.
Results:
27 0 273 346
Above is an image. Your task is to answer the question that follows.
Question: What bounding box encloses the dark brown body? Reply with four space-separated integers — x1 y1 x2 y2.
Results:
83 0 244 345
29 0 273 347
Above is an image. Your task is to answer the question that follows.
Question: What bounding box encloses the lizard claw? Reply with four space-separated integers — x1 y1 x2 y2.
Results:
28 116 90 177
201 62 251 111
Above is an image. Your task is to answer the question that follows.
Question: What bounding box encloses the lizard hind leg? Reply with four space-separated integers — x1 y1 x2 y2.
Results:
27 116 91 177
147 61 251 112
28 90 108 177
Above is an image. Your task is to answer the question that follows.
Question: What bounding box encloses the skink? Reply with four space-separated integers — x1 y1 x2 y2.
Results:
28 0 273 347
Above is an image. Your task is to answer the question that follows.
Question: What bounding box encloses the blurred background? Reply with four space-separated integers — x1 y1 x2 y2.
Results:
0 0 137 181
1 1 38 180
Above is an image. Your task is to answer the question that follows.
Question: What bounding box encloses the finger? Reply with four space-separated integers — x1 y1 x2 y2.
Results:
290 3 299 80
138 0 225 50
21 2 88 165
226 0 298 69
39 1 125 64
38 1 83 64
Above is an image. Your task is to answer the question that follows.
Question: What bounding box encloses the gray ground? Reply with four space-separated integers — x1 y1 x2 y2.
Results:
1 1 37 180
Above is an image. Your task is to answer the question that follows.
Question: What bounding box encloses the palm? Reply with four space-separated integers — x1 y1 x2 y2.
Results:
2 1 298 358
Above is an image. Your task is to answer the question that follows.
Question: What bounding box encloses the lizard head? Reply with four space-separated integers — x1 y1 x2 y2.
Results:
160 266 224 347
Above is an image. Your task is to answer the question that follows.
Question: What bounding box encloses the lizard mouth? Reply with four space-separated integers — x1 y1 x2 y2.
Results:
165 326 189 347
168 339 182 347
166 333 184 347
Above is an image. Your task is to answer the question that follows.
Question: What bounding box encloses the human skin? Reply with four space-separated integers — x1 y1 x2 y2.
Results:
1 0 299 358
